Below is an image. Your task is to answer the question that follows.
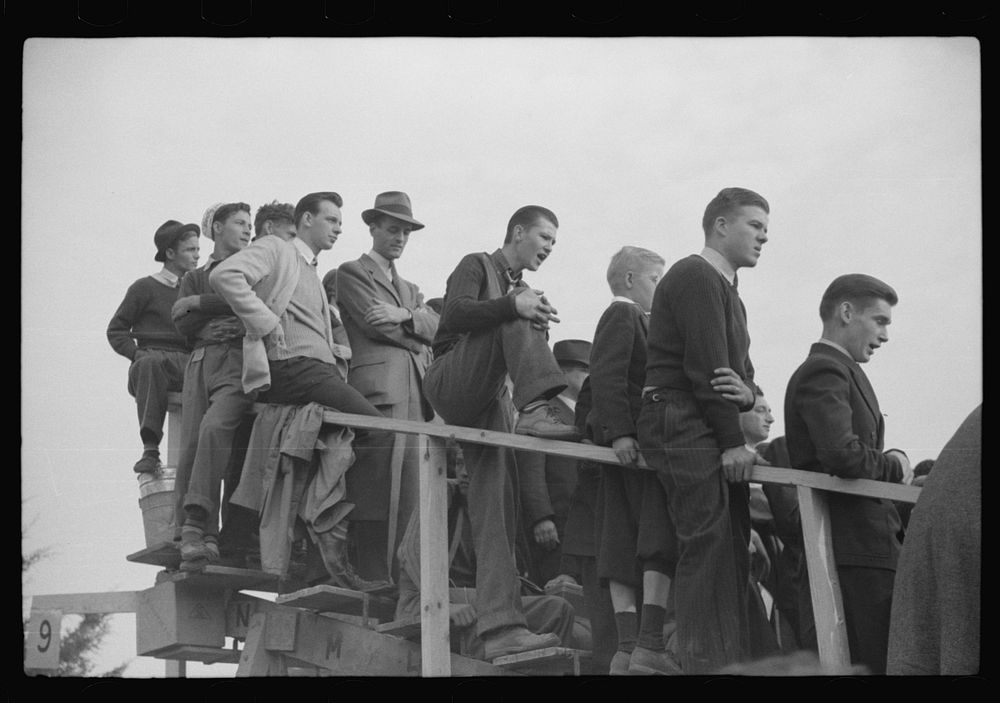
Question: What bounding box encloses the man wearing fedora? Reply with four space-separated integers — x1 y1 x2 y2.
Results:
169 202 255 570
422 205 579 660
517 339 591 589
335 191 440 584
108 220 200 474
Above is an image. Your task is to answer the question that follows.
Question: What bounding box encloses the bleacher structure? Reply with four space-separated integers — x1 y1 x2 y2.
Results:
24 393 921 677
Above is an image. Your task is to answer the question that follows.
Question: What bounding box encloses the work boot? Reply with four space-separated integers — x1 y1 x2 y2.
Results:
609 650 632 675
179 528 217 572
133 451 161 474
515 403 581 441
483 626 560 660
314 530 393 593
627 645 683 675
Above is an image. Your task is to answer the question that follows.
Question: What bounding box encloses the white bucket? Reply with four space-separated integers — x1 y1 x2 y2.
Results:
137 466 176 548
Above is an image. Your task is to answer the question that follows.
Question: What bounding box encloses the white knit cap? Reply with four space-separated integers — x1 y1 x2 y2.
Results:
201 202 226 241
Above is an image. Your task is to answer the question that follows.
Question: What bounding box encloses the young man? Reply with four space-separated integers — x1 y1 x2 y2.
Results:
784 273 910 674
170 202 254 570
336 191 439 583
252 200 297 242
108 219 200 473
517 338 591 589
589 246 680 675
422 205 578 660
209 191 394 592
637 187 770 674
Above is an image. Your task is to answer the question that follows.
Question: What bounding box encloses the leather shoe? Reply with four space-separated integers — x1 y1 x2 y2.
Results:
314 530 393 593
609 650 631 675
133 452 161 474
483 626 560 660
515 404 581 441
627 645 683 675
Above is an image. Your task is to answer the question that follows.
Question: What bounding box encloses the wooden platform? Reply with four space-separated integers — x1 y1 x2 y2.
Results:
155 565 280 592
145 643 243 665
492 647 591 675
127 542 181 568
275 584 396 621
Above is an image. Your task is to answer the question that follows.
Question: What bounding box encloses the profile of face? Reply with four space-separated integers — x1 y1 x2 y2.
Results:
842 298 892 363
300 200 342 252
559 364 589 401
718 205 769 269
740 395 774 447
370 215 412 261
166 234 200 273
511 217 557 272
213 210 252 257
627 263 664 313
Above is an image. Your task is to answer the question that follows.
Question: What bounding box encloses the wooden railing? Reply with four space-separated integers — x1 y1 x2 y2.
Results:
315 410 920 676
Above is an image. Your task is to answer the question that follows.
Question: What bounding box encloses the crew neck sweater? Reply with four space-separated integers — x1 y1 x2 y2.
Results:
645 254 756 449
107 275 190 361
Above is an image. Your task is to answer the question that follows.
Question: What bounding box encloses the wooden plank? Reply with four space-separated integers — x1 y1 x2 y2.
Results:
31 591 140 614
754 466 921 504
376 616 423 641
493 647 590 676
157 565 279 592
165 396 182 469
127 542 181 568
275 584 395 621
164 660 186 677
796 485 851 671
418 434 451 677
146 643 242 664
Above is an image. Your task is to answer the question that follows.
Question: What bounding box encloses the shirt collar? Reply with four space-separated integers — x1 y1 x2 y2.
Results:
292 236 318 266
490 249 523 289
367 249 395 280
199 254 221 272
818 337 853 358
698 247 737 286
152 267 180 288
610 295 649 317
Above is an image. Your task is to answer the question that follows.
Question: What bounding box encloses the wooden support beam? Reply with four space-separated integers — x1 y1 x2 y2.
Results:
796 485 851 671
236 613 287 677
31 591 140 614
754 466 920 504
418 434 451 677
165 396 182 469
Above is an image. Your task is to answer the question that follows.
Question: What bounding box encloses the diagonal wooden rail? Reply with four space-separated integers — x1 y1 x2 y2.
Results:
319 410 921 676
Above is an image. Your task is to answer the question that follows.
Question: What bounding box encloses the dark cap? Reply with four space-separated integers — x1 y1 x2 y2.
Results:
553 339 592 369
154 220 200 262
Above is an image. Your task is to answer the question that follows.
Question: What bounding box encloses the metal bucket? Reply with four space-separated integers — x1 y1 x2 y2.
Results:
137 466 176 548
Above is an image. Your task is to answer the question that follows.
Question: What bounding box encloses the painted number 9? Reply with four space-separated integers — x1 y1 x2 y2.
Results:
37 619 51 653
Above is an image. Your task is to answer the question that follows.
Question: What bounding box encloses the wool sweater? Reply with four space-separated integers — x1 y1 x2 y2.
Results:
644 254 756 449
107 275 190 361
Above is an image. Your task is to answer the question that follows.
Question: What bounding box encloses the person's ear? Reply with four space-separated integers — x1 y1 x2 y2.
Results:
624 271 634 288
213 220 223 237
838 301 853 324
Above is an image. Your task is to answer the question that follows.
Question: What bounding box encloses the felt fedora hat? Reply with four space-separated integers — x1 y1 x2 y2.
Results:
553 339 592 369
361 191 425 231
154 220 200 262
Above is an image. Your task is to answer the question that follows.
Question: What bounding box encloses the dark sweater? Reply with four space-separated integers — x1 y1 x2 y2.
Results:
107 275 190 361
645 255 755 449
431 250 523 357
174 260 242 349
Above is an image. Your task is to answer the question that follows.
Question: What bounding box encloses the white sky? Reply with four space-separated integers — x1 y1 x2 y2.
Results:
21 37 981 678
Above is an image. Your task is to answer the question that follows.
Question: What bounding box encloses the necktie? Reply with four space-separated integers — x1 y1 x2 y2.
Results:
389 263 403 297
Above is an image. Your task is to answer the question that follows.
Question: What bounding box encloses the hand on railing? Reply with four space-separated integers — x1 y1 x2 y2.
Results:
722 445 757 483
532 519 560 550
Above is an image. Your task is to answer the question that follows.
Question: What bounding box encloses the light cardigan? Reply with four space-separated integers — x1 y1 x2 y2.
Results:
210 236 348 393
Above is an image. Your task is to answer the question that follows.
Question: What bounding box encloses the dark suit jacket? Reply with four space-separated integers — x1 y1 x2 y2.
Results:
784 342 904 570
518 396 579 528
336 254 438 419
587 300 648 446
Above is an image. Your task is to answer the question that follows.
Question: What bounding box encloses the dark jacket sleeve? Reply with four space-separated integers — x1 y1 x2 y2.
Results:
792 358 903 481
517 449 554 527
173 270 236 340
669 272 745 448
441 254 519 333
107 280 143 361
590 304 640 443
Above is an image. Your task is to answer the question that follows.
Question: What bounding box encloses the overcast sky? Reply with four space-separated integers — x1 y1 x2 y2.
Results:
21 36 981 677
